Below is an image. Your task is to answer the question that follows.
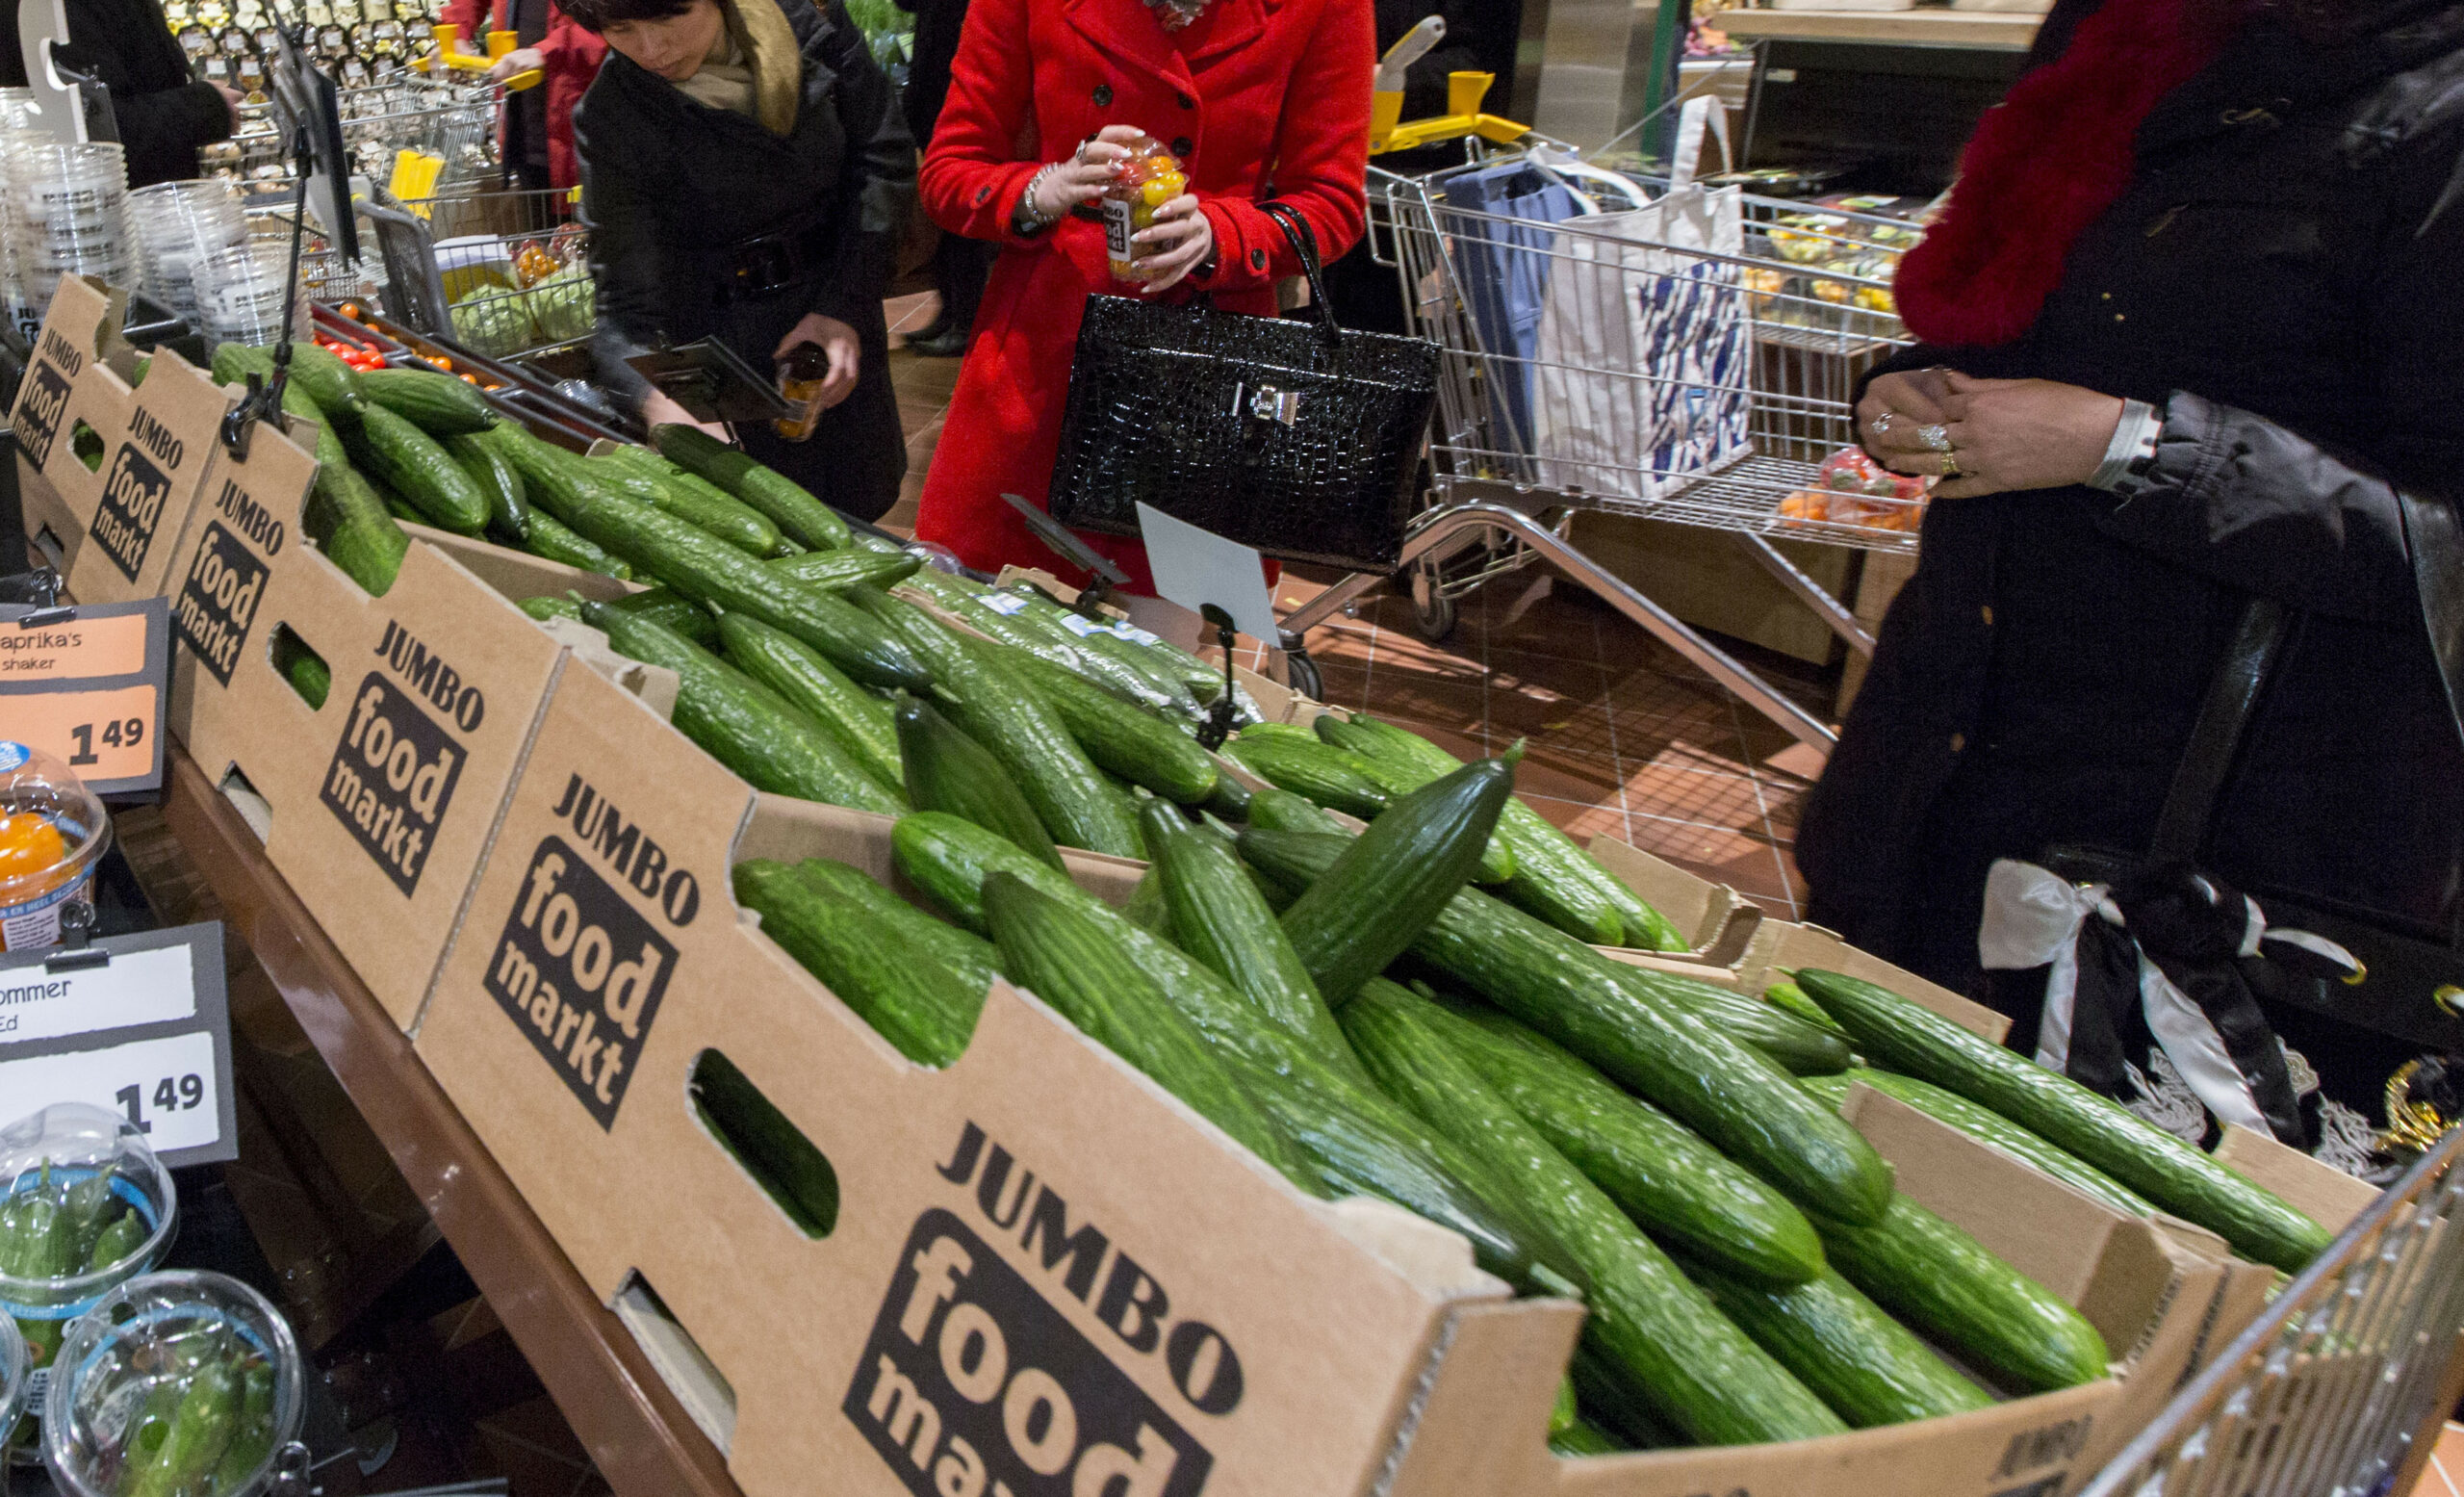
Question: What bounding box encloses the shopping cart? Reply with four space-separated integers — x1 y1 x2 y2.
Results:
2078 1123 2464 1497
1279 88 1922 751
363 184 592 364
214 72 503 191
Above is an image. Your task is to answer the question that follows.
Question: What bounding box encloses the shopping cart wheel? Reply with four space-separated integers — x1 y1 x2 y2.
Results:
1283 649 1324 705
1409 563 1457 642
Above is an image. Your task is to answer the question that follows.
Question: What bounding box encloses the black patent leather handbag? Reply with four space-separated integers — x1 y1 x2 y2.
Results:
1045 202 1439 574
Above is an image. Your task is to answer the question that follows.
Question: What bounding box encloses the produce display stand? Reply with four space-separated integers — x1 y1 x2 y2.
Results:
156 742 746 1497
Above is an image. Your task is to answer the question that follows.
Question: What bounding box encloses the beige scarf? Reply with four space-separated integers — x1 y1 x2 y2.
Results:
672 0 800 137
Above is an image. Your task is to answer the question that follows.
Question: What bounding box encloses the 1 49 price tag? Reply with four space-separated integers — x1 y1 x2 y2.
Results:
0 1031 221 1154
0 599 169 796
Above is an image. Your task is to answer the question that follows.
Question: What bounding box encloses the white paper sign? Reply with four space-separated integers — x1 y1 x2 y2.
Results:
0 1029 222 1153
1135 503 1281 649
0 943 195 1045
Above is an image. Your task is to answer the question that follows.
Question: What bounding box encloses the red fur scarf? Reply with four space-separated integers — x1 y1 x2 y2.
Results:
1894 0 2234 347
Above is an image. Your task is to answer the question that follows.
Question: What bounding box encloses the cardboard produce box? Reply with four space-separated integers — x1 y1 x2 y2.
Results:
163 426 606 1028
11 276 226 600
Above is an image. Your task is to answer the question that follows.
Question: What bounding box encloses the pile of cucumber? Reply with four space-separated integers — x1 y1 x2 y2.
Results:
75 1334 279 1497
723 742 2337 1453
0 1162 154 1376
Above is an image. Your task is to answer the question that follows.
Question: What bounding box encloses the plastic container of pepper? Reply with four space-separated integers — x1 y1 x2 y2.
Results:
0 1104 180 1465
0 1317 25 1461
43 1270 303 1497
0 740 114 954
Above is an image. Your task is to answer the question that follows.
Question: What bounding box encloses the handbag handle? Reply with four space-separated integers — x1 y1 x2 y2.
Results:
1259 200 1343 349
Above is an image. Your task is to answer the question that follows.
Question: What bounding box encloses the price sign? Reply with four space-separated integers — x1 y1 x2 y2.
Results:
0 596 169 797
0 922 234 1167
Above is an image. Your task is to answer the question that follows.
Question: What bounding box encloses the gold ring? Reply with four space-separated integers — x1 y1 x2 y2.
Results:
1940 451 1964 481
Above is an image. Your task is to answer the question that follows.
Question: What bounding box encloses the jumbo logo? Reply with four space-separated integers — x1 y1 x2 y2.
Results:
87 442 172 581
843 1123 1232 1497
13 359 69 468
173 522 269 686
317 623 483 893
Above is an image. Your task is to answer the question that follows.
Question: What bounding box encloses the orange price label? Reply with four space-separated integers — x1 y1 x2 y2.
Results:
9 684 159 785
0 611 148 683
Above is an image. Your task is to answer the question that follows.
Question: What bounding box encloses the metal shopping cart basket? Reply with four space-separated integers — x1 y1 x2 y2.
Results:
1279 87 1923 751
362 184 592 364
2077 1123 2464 1497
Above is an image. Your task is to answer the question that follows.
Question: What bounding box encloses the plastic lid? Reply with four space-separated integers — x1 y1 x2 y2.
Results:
0 1103 179 1307
0 740 112 914
43 1271 303 1497
0 1313 24 1442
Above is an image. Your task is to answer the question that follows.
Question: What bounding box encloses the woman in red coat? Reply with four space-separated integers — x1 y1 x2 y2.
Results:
441 0 607 191
911 0 1373 592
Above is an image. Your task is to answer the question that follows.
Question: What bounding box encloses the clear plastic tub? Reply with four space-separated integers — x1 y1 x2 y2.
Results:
43 1271 303 1497
0 1315 24 1454
0 1103 179 1463
0 740 113 953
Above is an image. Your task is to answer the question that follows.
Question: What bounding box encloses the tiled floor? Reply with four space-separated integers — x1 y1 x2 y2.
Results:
880 292 1833 916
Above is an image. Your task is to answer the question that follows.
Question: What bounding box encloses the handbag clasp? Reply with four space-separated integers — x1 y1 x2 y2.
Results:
1235 382 1302 426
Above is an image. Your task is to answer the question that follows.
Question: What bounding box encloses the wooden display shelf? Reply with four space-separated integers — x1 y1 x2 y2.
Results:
160 745 742 1497
1709 7 2043 46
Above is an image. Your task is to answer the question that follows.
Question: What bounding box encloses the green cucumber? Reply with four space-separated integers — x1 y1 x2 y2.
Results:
901 571 1182 714
1243 831 1896 1226
1221 733 1392 820
1328 713 1688 950
122 1355 242 1497
770 549 925 591
718 612 901 787
1206 773 1253 818
653 422 853 550
521 596 582 623
860 591 1142 858
1428 999 1825 1287
1143 799 1353 1068
1692 1264 1993 1427
1801 1069 2156 1219
1797 969 2331 1272
791 859 1003 995
82 1206 146 1273
1296 718 1523 883
346 402 490 533
737 860 983 1065
1765 979 1849 1035
444 429 528 539
603 443 783 555
1002 646 1219 804
898 691 1065 868
1342 979 1846 1447
1245 787 1346 834
1551 1419 1625 1457
581 602 904 813
1813 1190 2112 1394
983 873 1306 1183
1123 865 1168 932
1275 751 1519 1005
606 586 721 647
360 366 496 432
285 340 367 414
520 509 631 579
1608 965 1854 1076
257 355 408 598
209 1360 278 1492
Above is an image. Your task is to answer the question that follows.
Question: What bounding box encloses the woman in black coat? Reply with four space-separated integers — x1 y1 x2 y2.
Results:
0 0 240 187
1799 0 2464 1071
565 0 913 520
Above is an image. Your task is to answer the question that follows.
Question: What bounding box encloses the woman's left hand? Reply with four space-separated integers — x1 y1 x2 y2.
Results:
1871 373 2123 499
489 47 546 81
775 312 862 410
1132 195 1214 294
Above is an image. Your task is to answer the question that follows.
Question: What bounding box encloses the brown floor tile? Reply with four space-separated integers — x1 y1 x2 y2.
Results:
1306 659 1370 711
1514 740 1623 807
1521 793 1629 844
1361 676 1488 738
1624 816 1796 904
1370 714 1486 764
1623 764 1767 832
1463 584 1606 663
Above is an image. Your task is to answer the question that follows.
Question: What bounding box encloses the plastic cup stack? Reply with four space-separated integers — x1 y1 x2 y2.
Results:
7 142 135 328
192 239 299 346
129 179 249 329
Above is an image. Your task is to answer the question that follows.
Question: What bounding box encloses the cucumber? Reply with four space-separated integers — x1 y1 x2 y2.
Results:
860 590 1142 859
1342 979 1846 1447
637 449 800 555
1428 999 1826 1288
606 586 721 646
1800 1069 2157 1219
254 355 407 597
1691 1264 1993 1427
522 509 633 578
898 691 1065 868
718 612 901 787
580 601 906 813
443 429 528 538
1275 752 1519 1005
1813 1190 2112 1394
285 340 367 415
901 571 1183 714
1796 968 2332 1273
520 596 582 623
1123 865 1168 932
360 366 497 433
1206 773 1253 819
123 1356 242 1497
1765 979 1849 1035
346 402 491 533
984 872 1307 1183
770 549 925 591
1294 718 1522 884
1327 713 1687 950
209 1361 277 1493
737 860 983 1065
1551 1420 1625 1457
1245 787 1346 834
603 443 783 555
1243 830 1897 1226
273 632 331 709
1143 799 1354 1068
1221 733 1392 820
1001 646 1219 804
1608 966 1854 1076
790 859 1003 995
653 422 853 550
497 428 932 688
1008 590 1207 713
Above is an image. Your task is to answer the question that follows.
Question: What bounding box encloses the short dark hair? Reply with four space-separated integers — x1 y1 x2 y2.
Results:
557 0 702 33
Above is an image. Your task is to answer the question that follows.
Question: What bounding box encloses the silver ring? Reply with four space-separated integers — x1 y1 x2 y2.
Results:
1917 423 1953 453
1871 411 1896 438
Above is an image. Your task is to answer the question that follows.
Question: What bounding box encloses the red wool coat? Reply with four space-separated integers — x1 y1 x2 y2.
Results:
911 0 1373 592
437 0 605 190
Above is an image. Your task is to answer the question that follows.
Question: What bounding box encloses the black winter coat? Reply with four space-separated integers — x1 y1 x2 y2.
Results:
1798 0 2464 994
891 0 963 142
0 0 233 187
576 0 913 520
